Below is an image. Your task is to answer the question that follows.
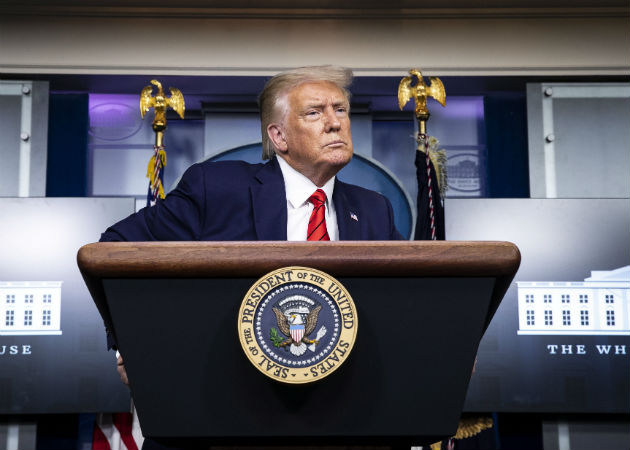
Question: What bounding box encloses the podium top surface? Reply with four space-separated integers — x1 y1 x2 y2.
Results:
77 240 520 279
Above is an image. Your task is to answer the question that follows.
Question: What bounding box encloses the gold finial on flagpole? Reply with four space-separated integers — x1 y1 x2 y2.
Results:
397 69 445 136
398 68 448 240
139 80 185 205
140 79 185 147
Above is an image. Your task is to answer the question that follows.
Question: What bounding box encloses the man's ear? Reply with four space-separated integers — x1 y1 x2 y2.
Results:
267 124 288 153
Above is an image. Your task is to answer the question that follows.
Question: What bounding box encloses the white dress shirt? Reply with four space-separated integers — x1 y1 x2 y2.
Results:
276 156 338 241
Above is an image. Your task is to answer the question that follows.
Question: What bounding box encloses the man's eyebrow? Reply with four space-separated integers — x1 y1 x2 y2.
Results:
303 102 325 109
302 100 348 109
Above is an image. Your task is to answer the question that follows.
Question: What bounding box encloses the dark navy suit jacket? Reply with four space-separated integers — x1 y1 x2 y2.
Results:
100 157 403 242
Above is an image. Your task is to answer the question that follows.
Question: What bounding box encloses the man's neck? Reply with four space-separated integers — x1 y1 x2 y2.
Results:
276 156 335 208
275 155 336 188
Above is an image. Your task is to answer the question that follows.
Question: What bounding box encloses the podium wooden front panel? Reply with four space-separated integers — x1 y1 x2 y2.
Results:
78 241 520 447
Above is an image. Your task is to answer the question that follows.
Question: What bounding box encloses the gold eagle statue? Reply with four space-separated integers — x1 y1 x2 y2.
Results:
273 305 322 356
139 79 185 133
398 69 446 119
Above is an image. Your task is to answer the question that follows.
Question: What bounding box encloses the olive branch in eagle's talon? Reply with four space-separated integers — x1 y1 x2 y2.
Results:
269 327 287 347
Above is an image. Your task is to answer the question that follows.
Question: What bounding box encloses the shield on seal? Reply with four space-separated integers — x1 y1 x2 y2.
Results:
290 323 305 343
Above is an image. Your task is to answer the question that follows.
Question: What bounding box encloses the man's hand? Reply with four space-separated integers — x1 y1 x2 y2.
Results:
117 354 129 386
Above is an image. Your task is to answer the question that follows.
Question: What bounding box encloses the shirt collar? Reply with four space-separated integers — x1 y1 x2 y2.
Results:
276 156 335 209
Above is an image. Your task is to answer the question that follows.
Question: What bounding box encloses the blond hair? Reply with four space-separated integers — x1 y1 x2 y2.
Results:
258 65 353 160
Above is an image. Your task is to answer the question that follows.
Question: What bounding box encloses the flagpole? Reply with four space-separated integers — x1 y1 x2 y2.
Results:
397 68 447 241
139 80 185 207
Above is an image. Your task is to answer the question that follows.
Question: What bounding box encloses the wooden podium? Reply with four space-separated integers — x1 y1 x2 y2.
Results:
78 241 520 447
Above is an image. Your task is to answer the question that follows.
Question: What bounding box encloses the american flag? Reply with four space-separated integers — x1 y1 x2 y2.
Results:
92 409 143 450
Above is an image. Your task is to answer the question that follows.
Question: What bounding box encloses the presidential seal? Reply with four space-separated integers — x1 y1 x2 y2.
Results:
238 266 357 384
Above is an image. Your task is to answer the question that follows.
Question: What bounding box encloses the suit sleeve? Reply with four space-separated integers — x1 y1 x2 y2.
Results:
100 164 205 242
100 164 206 349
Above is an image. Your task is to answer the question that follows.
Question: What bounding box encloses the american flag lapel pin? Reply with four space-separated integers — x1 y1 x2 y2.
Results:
350 212 358 222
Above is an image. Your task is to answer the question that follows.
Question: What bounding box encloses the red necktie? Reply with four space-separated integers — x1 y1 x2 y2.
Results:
307 189 329 241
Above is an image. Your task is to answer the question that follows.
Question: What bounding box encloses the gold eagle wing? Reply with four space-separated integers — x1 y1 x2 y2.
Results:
168 87 185 119
139 85 155 119
397 76 415 110
272 307 290 337
304 305 322 336
427 77 446 107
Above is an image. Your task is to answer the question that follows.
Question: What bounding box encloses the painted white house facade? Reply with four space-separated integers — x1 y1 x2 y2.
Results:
517 266 629 336
0 281 63 335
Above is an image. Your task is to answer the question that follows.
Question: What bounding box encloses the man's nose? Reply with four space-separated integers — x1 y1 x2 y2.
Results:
323 108 341 132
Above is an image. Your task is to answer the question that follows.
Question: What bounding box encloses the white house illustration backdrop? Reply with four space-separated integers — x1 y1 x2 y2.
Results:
0 281 63 335
517 266 629 335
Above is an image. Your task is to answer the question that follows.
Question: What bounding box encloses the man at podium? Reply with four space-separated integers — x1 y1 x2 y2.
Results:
102 65 405 383
100 65 403 244
100 65 409 449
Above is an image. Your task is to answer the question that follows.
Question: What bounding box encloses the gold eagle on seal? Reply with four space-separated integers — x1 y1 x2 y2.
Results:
272 305 323 357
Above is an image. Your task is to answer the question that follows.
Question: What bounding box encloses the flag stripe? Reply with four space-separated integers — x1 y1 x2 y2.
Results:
114 413 139 450
93 411 143 450
92 422 111 450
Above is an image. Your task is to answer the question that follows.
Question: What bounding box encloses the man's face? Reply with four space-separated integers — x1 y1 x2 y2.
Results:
272 81 353 187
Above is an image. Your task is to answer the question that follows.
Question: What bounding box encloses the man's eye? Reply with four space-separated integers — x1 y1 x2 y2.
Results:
336 107 348 115
305 110 320 118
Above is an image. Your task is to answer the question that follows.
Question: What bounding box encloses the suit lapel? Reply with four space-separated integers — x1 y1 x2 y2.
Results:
250 158 287 240
333 179 361 240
